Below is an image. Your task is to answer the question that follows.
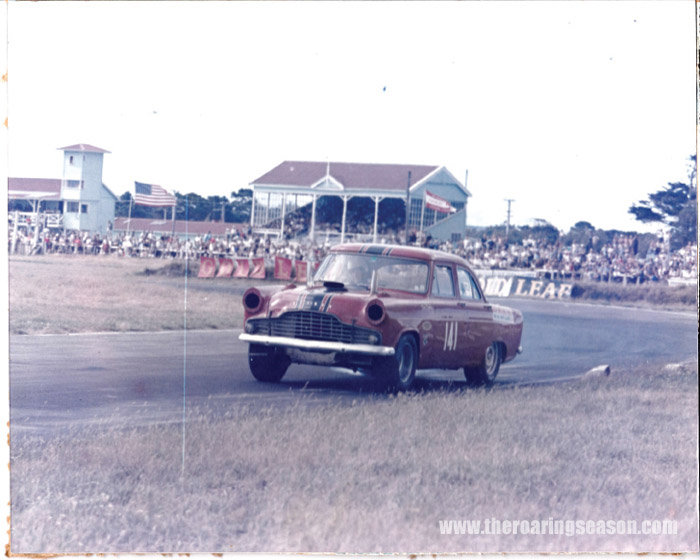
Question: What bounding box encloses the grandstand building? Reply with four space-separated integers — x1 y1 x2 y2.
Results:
250 161 471 243
8 144 118 234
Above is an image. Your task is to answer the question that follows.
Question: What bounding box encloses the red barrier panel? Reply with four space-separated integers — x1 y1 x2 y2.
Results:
294 260 319 283
274 256 292 280
198 256 216 278
250 257 266 279
233 259 249 278
217 258 234 278
294 260 307 283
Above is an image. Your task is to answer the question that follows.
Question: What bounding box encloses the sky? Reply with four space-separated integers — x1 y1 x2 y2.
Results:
5 1 696 232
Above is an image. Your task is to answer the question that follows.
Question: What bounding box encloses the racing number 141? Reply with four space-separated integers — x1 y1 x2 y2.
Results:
443 321 458 352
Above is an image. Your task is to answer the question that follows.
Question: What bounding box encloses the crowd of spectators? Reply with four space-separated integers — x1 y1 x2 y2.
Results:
448 233 697 284
8 222 697 284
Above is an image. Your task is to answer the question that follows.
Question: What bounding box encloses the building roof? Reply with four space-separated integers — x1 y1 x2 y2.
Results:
7 178 62 201
58 143 111 154
8 177 119 201
114 217 246 236
251 161 440 192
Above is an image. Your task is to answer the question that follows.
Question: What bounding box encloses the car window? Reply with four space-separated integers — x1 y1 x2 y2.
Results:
469 273 483 300
431 264 455 297
315 253 429 293
457 267 483 300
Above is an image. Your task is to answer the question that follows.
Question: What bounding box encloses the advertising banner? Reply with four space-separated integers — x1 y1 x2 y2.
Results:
274 256 293 280
233 259 250 278
197 256 216 278
216 258 234 278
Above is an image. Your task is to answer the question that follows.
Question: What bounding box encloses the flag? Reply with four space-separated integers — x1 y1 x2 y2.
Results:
424 190 455 214
134 181 176 207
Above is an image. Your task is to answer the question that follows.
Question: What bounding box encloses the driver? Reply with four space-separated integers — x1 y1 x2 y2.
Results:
347 264 370 288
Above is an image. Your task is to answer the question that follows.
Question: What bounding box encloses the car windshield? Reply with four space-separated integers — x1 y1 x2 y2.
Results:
314 253 429 293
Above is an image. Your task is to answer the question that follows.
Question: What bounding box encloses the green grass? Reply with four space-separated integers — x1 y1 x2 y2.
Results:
10 362 698 553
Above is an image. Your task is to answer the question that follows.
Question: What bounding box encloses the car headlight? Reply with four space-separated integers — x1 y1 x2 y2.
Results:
242 288 263 314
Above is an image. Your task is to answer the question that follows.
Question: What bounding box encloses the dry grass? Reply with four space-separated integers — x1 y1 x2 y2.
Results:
8 255 248 334
10 362 698 554
571 281 697 309
9 256 696 334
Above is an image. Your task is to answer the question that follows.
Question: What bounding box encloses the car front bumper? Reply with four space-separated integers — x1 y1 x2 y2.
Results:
239 333 395 357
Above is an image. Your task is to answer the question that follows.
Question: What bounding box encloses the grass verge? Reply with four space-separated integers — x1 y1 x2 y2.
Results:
8 255 250 334
571 281 697 309
8 255 697 335
10 362 698 553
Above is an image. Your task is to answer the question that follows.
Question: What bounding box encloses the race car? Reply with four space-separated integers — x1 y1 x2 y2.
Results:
239 244 523 390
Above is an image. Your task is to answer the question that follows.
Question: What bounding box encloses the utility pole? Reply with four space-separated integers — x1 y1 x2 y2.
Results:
504 198 515 239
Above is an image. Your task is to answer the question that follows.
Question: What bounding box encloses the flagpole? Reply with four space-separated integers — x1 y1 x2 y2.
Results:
126 195 133 237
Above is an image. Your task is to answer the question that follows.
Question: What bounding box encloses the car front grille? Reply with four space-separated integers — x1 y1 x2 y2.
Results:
247 311 380 345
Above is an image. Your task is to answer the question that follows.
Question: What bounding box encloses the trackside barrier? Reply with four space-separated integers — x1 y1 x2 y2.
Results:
274 256 293 280
479 275 573 300
250 257 266 279
216 258 234 278
294 260 319 283
294 260 308 283
198 256 216 278
233 259 250 278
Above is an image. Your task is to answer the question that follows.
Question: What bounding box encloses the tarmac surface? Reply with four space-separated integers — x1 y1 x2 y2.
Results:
9 297 697 438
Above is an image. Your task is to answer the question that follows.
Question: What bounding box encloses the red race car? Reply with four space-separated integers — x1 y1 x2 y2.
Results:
239 244 523 390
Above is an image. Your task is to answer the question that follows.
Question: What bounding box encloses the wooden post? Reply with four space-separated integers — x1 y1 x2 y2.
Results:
11 210 19 255
404 171 412 245
280 193 287 240
310 195 317 241
340 195 348 243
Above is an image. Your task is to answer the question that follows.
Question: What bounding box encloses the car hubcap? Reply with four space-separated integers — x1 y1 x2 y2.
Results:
485 344 498 377
398 344 413 383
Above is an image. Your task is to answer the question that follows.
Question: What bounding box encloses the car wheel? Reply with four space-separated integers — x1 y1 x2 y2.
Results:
248 344 290 383
376 334 417 391
464 342 501 387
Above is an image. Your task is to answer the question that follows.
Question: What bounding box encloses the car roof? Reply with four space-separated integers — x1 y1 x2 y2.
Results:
330 243 471 268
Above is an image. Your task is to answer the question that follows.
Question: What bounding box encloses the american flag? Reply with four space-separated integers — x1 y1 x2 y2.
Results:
133 181 176 207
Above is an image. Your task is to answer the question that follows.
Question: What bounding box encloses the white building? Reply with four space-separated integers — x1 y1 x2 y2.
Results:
249 161 471 243
9 143 118 234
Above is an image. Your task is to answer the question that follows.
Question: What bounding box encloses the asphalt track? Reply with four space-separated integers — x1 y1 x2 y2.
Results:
9 298 697 438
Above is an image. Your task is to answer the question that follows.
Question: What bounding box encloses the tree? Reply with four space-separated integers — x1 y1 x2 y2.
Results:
629 155 697 248
229 189 252 223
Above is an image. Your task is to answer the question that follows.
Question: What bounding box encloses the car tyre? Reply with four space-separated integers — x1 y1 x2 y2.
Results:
376 334 417 391
464 342 501 387
248 344 290 383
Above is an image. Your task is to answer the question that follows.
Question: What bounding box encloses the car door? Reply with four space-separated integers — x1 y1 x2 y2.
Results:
421 262 464 369
455 267 493 365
